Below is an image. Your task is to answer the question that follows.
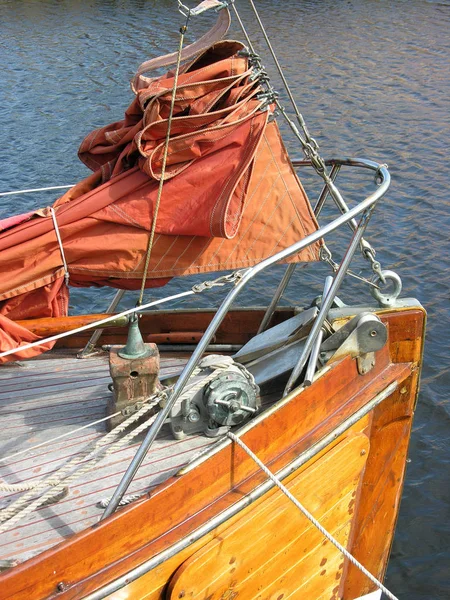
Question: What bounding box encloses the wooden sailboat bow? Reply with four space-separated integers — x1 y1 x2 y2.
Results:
0 3 427 599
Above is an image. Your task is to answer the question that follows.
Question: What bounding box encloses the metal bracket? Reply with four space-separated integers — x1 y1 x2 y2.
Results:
319 313 387 372
370 270 402 308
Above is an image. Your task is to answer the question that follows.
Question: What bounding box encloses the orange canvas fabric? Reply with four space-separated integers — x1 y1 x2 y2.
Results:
0 35 320 362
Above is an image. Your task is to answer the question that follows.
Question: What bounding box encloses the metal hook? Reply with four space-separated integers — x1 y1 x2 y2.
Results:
370 270 402 307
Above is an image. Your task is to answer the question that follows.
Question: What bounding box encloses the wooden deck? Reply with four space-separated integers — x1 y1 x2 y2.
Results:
0 352 228 565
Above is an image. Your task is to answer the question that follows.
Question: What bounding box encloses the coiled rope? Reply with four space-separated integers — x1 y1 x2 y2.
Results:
0 394 162 533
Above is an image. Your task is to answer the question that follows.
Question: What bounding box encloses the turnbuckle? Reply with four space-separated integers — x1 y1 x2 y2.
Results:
362 244 386 285
191 270 246 293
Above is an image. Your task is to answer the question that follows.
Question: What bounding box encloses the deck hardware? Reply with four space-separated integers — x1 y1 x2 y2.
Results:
108 316 160 429
319 313 387 370
235 307 318 364
169 358 259 440
370 269 402 307
101 160 391 518
90 383 399 599
118 315 153 360
78 289 126 358
356 352 376 375
304 276 333 385
284 209 376 396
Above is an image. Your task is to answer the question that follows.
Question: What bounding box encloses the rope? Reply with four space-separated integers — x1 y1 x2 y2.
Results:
0 480 41 493
137 16 189 306
0 289 194 360
0 393 163 532
0 270 243 361
0 185 74 197
49 207 69 285
227 431 399 600
97 493 143 509
0 359 231 532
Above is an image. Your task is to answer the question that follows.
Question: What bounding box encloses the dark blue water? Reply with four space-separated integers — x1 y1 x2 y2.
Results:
0 1 449 597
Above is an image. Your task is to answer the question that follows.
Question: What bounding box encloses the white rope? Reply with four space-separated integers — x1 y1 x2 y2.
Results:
50 207 70 285
0 271 244 360
0 393 163 532
0 361 230 531
0 185 74 197
97 493 143 508
94 360 230 510
0 290 194 359
227 431 399 600
0 480 41 493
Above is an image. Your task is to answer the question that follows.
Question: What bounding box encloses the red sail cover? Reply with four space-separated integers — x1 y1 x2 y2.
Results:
0 39 320 363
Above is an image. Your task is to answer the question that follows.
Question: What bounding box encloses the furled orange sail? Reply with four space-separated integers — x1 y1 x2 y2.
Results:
0 21 320 362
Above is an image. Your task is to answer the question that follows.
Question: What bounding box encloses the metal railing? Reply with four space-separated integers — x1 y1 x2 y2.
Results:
102 157 391 518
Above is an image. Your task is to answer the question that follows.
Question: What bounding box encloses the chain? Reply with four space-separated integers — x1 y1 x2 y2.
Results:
361 245 386 285
232 3 329 181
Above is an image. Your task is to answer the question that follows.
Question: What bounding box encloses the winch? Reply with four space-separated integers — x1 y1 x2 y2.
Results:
169 355 260 440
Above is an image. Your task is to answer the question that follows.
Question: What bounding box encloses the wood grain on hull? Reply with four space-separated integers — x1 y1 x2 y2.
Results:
341 307 425 599
0 308 425 600
166 431 370 600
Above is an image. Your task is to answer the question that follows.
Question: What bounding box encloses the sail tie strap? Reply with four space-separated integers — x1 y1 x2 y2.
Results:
50 207 69 285
227 431 399 600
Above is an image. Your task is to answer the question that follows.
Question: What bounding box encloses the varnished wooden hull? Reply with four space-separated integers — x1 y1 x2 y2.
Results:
0 306 425 600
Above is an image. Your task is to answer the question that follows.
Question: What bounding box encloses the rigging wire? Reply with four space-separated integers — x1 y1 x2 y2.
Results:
0 271 244 360
0 412 122 464
232 0 381 278
0 185 74 197
0 289 195 360
246 0 314 145
137 13 190 306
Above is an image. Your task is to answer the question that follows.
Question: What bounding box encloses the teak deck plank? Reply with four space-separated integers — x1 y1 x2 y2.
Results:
0 353 220 564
